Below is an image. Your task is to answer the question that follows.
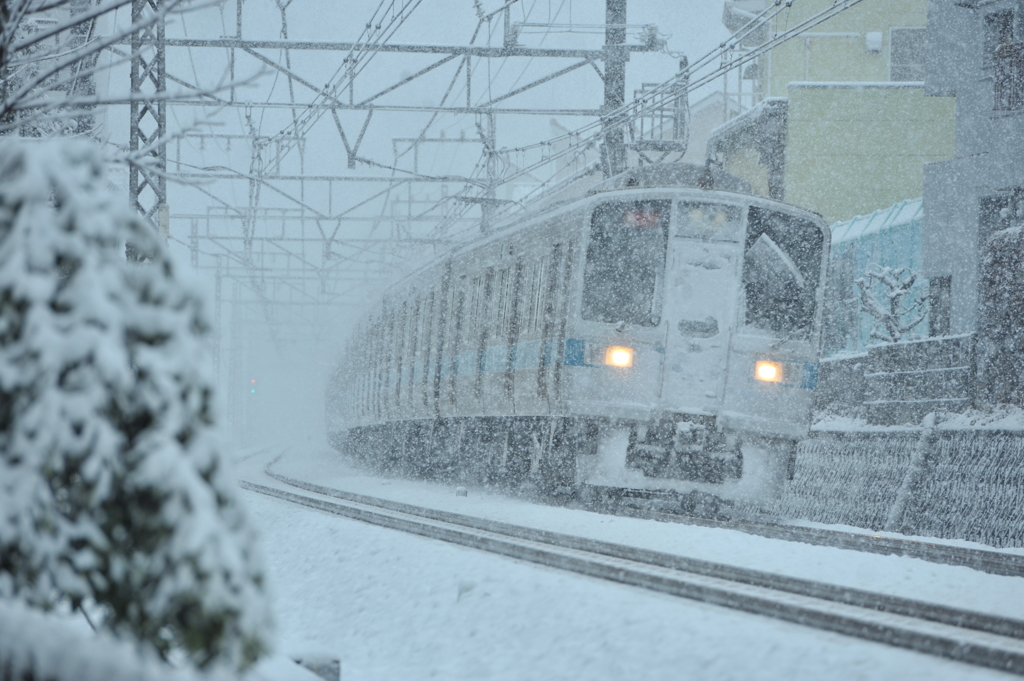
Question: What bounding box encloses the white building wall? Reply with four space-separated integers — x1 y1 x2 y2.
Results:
924 0 1024 333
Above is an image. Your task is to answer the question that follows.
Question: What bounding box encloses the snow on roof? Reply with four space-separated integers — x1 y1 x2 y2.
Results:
787 81 926 90
829 198 923 245
706 97 787 146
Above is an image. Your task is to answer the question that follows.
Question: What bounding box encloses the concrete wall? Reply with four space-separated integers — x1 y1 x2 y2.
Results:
923 0 1024 335
712 0 954 224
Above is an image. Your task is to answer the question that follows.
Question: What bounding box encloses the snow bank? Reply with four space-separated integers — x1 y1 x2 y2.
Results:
244 470 1017 680
0 597 321 681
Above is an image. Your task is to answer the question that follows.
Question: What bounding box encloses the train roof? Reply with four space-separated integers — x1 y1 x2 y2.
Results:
377 164 798 302
506 163 754 228
588 163 752 195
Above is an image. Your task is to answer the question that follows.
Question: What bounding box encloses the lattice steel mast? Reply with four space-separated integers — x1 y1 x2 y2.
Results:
127 0 167 259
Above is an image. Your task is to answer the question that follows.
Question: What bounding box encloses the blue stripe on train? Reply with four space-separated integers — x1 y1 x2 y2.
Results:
802 363 818 390
564 338 586 367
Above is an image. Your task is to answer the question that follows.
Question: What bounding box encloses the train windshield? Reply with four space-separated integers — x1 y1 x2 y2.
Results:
743 207 824 338
581 200 670 327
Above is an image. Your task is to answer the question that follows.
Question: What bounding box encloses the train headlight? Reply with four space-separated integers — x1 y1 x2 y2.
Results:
755 360 783 382
604 346 634 368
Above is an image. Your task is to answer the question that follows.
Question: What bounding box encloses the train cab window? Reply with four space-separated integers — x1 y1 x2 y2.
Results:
676 203 742 241
581 200 670 327
743 207 824 338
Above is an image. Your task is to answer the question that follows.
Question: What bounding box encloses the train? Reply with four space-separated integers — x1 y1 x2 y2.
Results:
326 163 829 515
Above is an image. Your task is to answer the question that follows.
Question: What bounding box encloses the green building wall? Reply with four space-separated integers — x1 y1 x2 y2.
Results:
785 84 955 224
767 0 929 95
709 0 955 225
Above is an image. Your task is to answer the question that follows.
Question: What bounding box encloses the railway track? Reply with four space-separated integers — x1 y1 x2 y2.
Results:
587 489 1024 579
242 472 1024 675
266 453 1024 579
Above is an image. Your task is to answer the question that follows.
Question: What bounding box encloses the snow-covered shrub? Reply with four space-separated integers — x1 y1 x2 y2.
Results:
0 597 218 681
0 141 271 671
856 265 927 343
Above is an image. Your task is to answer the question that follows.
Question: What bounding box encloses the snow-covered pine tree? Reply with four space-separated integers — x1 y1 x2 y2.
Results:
0 140 271 671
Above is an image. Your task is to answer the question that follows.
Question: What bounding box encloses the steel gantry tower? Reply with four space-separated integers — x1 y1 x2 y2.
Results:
117 0 692 443
128 0 167 255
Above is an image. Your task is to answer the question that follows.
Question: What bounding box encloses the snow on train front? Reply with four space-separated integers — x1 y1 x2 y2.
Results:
574 194 828 509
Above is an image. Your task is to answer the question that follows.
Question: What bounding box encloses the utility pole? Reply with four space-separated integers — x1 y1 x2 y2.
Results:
602 0 628 177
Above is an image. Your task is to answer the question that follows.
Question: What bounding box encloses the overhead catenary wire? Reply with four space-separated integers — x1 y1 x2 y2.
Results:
261 0 427 172
145 0 869 342
436 0 868 235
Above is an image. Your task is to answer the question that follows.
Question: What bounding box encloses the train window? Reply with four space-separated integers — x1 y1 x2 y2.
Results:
408 300 420 400
508 262 523 343
450 290 464 399
496 268 512 337
533 260 547 332
423 292 435 401
394 303 406 405
676 203 742 242
383 311 394 412
581 200 670 327
445 285 458 357
743 207 824 338
518 264 533 333
478 269 495 371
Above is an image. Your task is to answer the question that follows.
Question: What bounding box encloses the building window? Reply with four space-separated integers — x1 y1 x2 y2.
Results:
985 10 1014 63
979 194 1012 242
979 188 1024 240
983 8 1024 109
991 10 1024 110
890 28 926 81
928 276 951 337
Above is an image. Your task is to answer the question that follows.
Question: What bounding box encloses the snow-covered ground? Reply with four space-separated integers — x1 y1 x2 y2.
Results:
236 445 1023 680
246 446 1024 617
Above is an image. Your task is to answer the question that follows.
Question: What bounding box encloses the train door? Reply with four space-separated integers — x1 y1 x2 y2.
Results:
660 202 744 412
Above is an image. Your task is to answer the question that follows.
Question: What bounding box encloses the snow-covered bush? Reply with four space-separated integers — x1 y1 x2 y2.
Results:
856 265 927 343
0 140 271 671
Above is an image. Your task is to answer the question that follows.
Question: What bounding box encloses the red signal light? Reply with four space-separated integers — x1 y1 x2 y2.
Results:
624 209 662 228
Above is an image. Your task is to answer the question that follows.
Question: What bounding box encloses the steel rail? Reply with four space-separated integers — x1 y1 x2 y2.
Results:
265 458 1024 579
241 476 1024 675
265 465 1024 579
595 496 1024 580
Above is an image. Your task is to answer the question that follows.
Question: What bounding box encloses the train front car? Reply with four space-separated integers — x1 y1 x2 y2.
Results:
326 164 828 516
572 188 828 510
